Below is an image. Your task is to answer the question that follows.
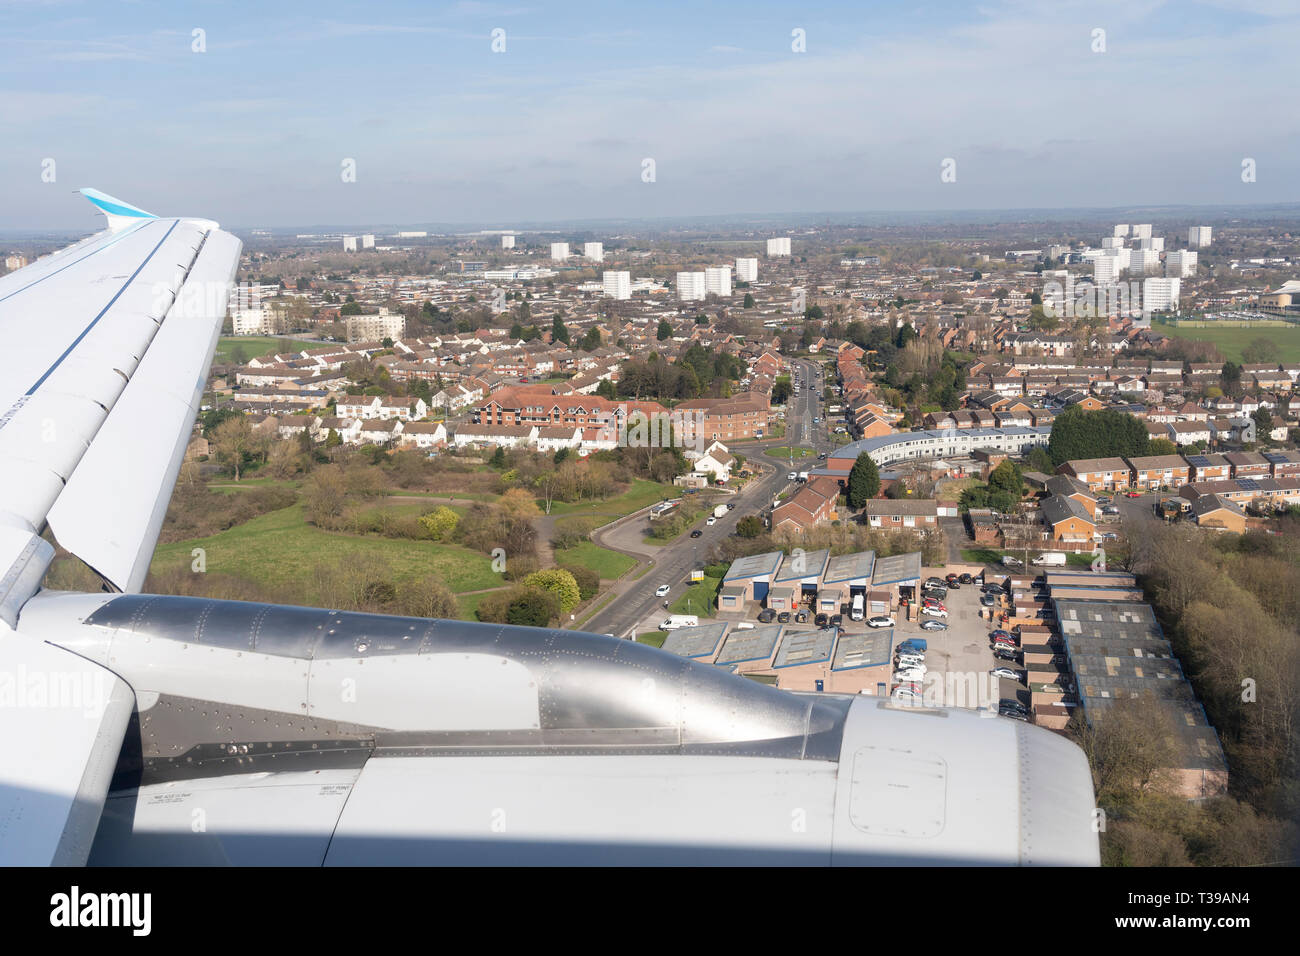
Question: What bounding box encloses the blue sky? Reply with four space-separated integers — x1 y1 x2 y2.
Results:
1 0 1297 229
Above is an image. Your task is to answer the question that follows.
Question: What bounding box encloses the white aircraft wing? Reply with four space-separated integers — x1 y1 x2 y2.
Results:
0 190 242 864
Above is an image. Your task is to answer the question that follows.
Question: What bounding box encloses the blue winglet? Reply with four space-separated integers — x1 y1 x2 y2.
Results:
79 187 157 233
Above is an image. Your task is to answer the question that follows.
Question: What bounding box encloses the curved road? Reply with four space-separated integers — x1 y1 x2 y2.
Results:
581 358 835 638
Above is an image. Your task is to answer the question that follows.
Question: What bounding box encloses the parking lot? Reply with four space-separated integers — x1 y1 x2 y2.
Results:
892 572 1029 712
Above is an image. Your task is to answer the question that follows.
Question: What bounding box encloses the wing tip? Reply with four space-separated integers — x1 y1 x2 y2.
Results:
78 187 157 232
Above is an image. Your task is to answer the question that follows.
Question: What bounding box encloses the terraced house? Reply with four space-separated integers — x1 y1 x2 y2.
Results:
1058 457 1131 492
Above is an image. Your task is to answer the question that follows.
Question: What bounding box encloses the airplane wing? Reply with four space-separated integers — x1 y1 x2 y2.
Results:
0 190 242 864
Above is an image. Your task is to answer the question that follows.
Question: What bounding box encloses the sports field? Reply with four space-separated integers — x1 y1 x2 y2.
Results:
1152 321 1300 364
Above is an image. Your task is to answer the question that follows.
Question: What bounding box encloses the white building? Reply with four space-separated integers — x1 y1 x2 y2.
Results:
396 231 427 239
1129 248 1161 275
361 234 375 249
1101 236 1124 249
676 271 707 301
1113 224 1130 238
550 243 570 261
343 236 358 252
736 257 758 282
1132 224 1153 240
230 308 280 336
583 242 604 262
704 266 732 297
1094 255 1122 284
1166 250 1198 278
766 237 791 256
345 309 406 344
1188 226 1213 248
602 271 631 300
1143 277 1181 314
1136 236 1164 252
501 234 516 249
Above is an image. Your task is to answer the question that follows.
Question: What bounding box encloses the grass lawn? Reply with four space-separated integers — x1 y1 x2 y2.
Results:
1066 552 1097 568
1152 320 1300 363
643 513 702 546
215 336 322 363
669 575 722 617
544 479 678 518
151 502 502 595
637 631 667 648
960 548 1005 565
767 447 814 459
554 541 637 579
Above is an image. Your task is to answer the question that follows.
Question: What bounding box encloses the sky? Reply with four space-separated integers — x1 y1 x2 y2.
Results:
1 0 1297 230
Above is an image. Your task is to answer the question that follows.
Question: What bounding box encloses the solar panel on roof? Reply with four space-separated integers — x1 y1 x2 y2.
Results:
1238 478 1259 491
1263 452 1286 463
1187 455 1209 467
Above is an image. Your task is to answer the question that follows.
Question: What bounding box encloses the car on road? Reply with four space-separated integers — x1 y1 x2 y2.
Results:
814 613 829 628
655 584 671 597
787 472 797 480
817 453 827 460
689 529 703 538
1125 490 1142 498
990 667 1022 681
920 606 948 618
726 502 736 510
757 608 776 624
777 611 791 624
706 516 716 526
919 619 948 631
867 615 895 628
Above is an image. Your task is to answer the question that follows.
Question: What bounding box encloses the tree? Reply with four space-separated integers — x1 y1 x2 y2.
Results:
489 446 507 469
1241 337 1280 365
508 587 560 626
212 415 256 481
847 452 880 508
523 569 581 615
743 293 755 309
303 464 348 525
657 319 672 341
398 577 460 619
1147 437 1178 457
551 314 570 344
735 515 764 538
559 564 600 601
1252 406 1274 443
987 459 1023 499
1047 406 1150 467
595 379 617 400
418 506 460 541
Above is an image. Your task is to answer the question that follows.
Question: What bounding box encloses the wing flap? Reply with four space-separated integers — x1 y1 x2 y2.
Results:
47 229 242 592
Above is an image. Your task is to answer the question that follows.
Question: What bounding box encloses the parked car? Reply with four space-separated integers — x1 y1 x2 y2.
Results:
655 584 671 597
993 647 1023 663
980 594 997 608
1125 491 1142 498
795 610 808 624
829 614 843 628
919 619 948 631
992 637 1017 650
897 655 926 670
705 516 716 526
726 502 736 510
998 707 1029 722
776 611 791 624
1000 698 1029 715
814 613 829 628
867 615 895 628
1101 532 1119 541
958 573 974 584
990 629 1013 643
1102 505 1120 515
924 577 946 589
757 608 776 623
921 606 948 618
945 573 960 586
990 667 1022 681
787 472 798 480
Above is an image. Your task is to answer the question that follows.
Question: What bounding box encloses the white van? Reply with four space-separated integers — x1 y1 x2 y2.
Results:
660 615 699 631
850 593 865 621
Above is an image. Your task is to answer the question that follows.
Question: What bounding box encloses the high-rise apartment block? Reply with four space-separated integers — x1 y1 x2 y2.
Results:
1188 226 1213 248
704 266 732 297
502 235 516 249
602 271 631 300
676 271 707 301
584 242 604 262
766 237 791 256
551 243 570 261
1143 277 1181 314
736 257 758 282
1166 250 1198 278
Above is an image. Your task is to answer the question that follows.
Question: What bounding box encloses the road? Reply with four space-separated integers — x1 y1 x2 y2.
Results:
581 357 834 638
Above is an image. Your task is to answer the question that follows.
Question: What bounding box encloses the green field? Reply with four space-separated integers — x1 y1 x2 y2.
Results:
1152 320 1300 363
215 336 323 363
543 479 678 517
636 631 667 648
151 502 502 594
669 575 722 617
767 447 814 459
554 542 637 579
